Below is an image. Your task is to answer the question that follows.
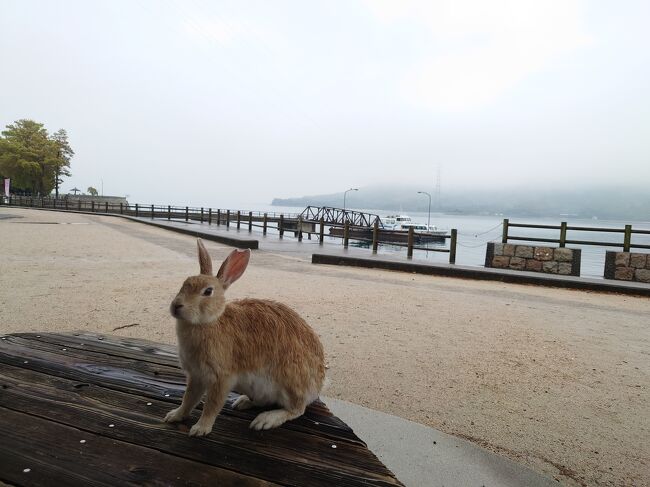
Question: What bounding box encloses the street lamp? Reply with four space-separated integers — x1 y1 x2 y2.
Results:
417 191 431 230
343 188 359 213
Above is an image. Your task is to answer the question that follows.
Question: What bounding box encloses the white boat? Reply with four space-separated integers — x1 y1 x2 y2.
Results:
381 215 447 240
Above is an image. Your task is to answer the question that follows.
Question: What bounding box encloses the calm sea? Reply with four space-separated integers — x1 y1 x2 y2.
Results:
230 204 650 279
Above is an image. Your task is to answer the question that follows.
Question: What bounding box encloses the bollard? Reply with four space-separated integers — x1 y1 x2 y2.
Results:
263 213 268 235
167 205 171 220
185 206 189 222
319 218 325 244
217 209 221 226
106 202 109 213
135 203 139 217
200 207 204 223
65 199 69 210
249 211 253 232
372 219 379 254
407 227 414 259
226 210 230 228
120 203 123 214
208 208 212 225
91 201 95 212
237 211 241 230
449 229 457 264
344 222 350 248
151 204 154 219
298 217 303 242
78 199 81 211
279 214 284 238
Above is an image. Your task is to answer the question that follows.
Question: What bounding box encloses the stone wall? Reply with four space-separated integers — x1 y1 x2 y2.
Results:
604 251 650 283
485 242 581 276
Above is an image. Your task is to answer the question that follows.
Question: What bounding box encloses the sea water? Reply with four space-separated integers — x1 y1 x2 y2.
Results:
220 203 650 279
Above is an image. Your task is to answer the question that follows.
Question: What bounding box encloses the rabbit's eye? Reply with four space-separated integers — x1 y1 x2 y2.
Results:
203 287 214 297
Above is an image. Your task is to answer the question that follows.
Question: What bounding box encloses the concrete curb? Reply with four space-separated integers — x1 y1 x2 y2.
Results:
312 253 650 297
1 205 259 249
324 397 559 487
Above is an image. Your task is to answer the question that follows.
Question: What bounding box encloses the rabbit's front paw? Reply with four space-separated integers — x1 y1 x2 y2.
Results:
164 407 186 423
250 410 289 431
189 421 213 437
232 394 254 411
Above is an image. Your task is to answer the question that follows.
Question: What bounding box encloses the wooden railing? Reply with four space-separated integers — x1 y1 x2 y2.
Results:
502 219 650 251
1 196 458 263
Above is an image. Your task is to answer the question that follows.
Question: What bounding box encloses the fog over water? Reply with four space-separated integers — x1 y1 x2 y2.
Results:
1 1 649 209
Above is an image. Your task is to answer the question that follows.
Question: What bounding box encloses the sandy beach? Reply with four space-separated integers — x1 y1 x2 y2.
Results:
1 207 648 487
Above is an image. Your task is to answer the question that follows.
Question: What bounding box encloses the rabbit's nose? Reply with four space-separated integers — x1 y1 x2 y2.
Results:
174 304 184 313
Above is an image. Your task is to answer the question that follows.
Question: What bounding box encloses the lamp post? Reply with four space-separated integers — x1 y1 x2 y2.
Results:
343 188 359 213
417 191 431 229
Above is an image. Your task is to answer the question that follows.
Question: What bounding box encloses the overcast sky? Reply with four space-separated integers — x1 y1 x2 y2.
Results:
1 0 648 207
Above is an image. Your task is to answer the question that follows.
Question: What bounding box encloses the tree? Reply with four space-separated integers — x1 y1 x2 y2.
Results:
50 129 74 198
0 119 74 195
87 186 98 196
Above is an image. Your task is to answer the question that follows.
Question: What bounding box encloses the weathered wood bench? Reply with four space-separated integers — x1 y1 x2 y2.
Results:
0 332 403 486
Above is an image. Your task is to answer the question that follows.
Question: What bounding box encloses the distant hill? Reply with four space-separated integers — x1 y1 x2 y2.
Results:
271 185 650 221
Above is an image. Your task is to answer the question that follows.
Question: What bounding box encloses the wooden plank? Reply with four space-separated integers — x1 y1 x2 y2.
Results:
0 364 402 487
3 334 358 443
0 406 277 487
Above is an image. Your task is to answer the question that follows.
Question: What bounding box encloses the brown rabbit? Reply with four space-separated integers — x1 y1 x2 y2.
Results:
164 239 325 437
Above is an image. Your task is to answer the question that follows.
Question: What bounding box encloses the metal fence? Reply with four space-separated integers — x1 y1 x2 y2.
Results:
2 196 458 263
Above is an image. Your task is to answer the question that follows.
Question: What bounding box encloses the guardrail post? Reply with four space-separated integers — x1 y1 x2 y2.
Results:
407 226 414 259
151 204 154 219
319 217 325 244
279 214 284 238
344 222 350 248
167 205 170 220
226 210 230 228
624 225 632 252
372 219 379 254
135 203 139 217
200 207 204 223
449 228 457 264
502 218 509 243
248 211 253 232
263 213 268 235
559 221 567 248
298 217 303 242
185 206 189 222
208 208 212 225
237 211 241 230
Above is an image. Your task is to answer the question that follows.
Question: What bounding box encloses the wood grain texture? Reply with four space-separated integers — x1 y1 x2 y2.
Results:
0 332 404 487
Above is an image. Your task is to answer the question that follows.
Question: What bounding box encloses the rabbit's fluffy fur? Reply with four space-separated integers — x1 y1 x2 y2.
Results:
164 240 325 437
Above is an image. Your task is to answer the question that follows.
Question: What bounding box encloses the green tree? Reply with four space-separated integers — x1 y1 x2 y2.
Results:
87 186 98 196
50 129 74 198
0 119 74 195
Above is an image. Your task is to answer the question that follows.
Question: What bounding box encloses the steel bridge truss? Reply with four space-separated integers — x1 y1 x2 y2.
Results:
299 206 383 227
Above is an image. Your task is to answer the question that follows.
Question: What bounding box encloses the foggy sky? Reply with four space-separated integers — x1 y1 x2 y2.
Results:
1 0 649 208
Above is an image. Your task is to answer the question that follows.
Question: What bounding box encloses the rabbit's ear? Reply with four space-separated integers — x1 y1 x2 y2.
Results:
197 239 213 275
217 249 251 288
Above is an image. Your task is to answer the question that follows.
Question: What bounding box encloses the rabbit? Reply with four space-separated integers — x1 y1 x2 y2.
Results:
164 239 326 437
